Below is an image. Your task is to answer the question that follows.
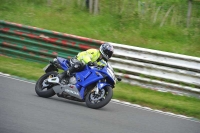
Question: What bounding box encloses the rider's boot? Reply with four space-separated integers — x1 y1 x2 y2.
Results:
58 70 70 83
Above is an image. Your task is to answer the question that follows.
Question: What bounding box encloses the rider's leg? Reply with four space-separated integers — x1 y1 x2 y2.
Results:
58 61 84 82
58 67 74 82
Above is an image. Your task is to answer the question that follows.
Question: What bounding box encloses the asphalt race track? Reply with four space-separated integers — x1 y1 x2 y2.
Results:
0 74 200 133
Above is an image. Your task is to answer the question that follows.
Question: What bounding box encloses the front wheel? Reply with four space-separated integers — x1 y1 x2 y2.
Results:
35 71 57 98
85 86 113 109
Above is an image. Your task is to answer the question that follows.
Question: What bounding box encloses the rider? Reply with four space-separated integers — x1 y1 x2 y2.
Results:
58 42 114 82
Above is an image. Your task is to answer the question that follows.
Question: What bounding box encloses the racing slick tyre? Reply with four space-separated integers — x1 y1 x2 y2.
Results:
35 71 58 98
85 86 113 109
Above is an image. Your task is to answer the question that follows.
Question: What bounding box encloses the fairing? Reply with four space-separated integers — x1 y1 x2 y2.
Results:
52 57 115 100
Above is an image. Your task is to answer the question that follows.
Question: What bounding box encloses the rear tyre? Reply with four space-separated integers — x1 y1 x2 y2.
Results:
85 86 113 109
35 71 57 98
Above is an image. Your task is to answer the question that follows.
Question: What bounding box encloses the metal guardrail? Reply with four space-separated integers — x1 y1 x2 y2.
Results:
0 20 200 98
110 43 200 98
0 20 103 62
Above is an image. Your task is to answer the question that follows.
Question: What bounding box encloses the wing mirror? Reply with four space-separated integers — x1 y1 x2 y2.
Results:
116 76 122 81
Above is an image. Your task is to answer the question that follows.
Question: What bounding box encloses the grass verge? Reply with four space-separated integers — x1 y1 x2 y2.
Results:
0 1 200 57
0 55 200 119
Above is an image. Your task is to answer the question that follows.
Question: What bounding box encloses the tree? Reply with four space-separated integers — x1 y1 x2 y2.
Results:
86 0 99 15
187 0 193 28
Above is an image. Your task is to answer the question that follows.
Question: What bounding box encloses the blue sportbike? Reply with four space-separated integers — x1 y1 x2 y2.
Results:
35 57 121 109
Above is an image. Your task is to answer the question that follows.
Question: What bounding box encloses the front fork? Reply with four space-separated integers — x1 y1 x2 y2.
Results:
93 82 112 94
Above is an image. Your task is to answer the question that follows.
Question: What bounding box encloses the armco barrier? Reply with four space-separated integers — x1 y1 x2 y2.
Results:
0 20 104 62
110 43 200 98
0 20 200 98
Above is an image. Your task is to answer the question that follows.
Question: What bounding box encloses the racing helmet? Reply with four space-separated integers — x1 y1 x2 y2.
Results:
99 43 114 61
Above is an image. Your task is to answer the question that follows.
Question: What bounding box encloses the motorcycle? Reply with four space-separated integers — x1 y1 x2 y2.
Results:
35 57 121 109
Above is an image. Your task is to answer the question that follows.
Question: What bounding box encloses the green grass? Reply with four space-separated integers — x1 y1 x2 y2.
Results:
0 0 200 57
0 55 200 119
114 83 200 119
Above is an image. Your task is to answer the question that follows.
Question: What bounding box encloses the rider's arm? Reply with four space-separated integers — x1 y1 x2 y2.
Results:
82 56 92 64
77 51 92 64
97 60 107 66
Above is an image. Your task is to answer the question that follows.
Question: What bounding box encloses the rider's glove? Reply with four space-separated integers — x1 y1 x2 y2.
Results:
88 61 97 66
88 61 94 66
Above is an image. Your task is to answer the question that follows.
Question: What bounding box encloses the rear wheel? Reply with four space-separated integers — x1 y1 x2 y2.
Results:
85 86 113 109
35 71 58 98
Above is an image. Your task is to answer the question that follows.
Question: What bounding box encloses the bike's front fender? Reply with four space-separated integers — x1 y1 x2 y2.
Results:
97 83 112 90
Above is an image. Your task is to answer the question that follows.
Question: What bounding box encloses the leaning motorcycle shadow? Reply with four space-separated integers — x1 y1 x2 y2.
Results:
51 96 86 107
33 94 113 111
50 97 113 111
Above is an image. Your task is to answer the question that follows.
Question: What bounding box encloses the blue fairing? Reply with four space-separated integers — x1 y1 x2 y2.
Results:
57 57 70 71
97 82 112 90
75 66 114 99
97 67 115 85
76 66 104 87
56 57 115 99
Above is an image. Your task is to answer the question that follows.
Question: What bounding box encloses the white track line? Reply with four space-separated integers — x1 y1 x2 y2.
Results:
111 99 200 123
0 72 35 84
0 72 199 123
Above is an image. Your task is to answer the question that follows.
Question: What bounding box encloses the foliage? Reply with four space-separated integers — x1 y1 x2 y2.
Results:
0 0 199 57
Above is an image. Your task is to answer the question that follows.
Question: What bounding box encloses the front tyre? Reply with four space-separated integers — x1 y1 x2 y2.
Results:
85 86 113 109
35 71 57 98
